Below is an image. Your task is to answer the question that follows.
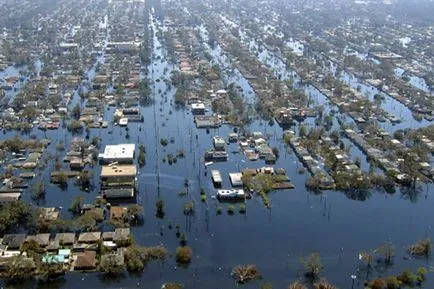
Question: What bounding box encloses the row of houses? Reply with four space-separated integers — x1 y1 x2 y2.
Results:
0 228 130 253
286 133 335 189
0 228 130 272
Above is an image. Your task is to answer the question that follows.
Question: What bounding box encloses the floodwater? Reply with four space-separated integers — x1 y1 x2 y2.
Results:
0 12 433 289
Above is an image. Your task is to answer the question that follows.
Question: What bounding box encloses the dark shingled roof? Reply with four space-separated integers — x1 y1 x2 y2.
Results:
54 233 76 245
25 234 51 247
2 234 26 249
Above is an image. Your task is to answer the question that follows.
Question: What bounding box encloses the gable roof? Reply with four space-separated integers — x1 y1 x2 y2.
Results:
78 232 101 243
25 234 51 247
54 233 76 245
2 234 26 249
102 232 115 241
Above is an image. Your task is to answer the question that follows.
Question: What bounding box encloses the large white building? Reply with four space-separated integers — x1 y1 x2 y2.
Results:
100 144 136 164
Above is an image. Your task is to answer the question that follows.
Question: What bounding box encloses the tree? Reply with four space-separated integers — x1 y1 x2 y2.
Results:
57 172 68 188
91 136 101 148
300 253 323 279
162 283 184 289
359 251 374 268
314 280 338 289
369 278 386 289
138 149 146 167
288 282 307 289
299 125 308 138
100 254 125 276
400 153 420 187
125 204 144 225
409 239 431 256
70 196 84 215
72 104 81 120
272 147 280 158
377 241 395 265
124 245 167 272
6 254 35 279
76 212 98 231
176 246 192 264
22 106 38 121
77 170 93 190
231 265 262 284
156 199 165 218
32 182 45 200
0 201 34 234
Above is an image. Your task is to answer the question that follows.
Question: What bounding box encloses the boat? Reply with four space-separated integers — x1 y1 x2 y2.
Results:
217 189 245 200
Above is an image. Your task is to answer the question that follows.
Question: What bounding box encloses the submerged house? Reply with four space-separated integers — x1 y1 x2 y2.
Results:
100 164 137 199
100 144 136 164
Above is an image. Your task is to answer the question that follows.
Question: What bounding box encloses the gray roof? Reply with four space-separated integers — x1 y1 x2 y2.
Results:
2 234 26 249
54 233 76 245
78 232 101 243
114 228 130 242
102 232 115 241
25 234 51 247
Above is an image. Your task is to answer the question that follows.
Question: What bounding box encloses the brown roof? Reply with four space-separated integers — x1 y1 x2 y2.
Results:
110 206 127 220
78 232 101 243
74 251 96 270
101 165 136 178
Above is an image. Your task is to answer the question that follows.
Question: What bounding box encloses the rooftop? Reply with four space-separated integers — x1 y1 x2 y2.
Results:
102 144 135 161
101 165 137 178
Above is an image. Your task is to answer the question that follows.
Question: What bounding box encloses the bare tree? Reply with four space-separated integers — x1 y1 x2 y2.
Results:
300 253 323 279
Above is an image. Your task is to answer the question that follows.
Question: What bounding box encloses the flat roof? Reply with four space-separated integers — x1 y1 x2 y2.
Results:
103 144 135 160
191 103 205 109
229 173 243 186
101 165 137 177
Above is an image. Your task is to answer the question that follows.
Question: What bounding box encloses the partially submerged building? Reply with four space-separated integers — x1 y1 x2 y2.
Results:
100 144 136 164
100 164 137 199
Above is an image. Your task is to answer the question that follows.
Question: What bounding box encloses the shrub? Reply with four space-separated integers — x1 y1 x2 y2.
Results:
369 278 386 289
409 239 431 256
397 269 417 286
32 182 45 200
231 265 261 284
385 276 400 289
227 204 235 215
287 282 307 289
314 280 338 289
176 246 192 264
162 283 184 289
160 138 169 146
200 194 207 202
300 253 322 279
239 204 246 214
124 245 167 272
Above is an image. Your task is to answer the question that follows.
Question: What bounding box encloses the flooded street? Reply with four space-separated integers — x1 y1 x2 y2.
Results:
0 1 433 289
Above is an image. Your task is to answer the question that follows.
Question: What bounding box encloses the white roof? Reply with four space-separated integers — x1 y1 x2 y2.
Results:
119 118 128 125
103 144 135 160
229 173 243 186
191 103 205 109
